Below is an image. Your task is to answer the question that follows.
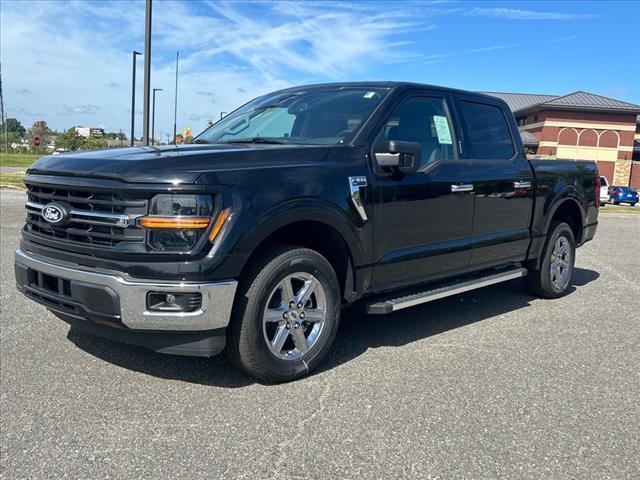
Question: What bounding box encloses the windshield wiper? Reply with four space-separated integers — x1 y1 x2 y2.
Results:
225 137 285 145
193 138 209 144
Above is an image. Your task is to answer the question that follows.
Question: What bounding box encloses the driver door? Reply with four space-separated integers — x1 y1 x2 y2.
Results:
369 94 476 291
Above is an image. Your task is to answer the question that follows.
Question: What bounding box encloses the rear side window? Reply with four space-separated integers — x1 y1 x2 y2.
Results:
460 101 515 160
599 176 608 187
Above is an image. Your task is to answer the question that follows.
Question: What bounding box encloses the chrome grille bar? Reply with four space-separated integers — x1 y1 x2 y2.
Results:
26 201 131 227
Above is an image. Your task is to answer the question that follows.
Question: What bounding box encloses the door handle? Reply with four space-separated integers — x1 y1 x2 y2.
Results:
451 184 474 193
514 181 532 189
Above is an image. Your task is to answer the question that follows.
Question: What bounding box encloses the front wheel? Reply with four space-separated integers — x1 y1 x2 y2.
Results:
524 221 576 298
226 246 341 383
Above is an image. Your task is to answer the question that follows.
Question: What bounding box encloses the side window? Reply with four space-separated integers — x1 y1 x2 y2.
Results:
459 101 515 160
377 96 455 166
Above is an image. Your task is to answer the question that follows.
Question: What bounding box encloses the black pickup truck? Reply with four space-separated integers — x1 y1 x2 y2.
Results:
15 82 599 382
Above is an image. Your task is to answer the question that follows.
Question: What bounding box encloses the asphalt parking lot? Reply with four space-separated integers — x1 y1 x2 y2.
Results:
1 189 639 480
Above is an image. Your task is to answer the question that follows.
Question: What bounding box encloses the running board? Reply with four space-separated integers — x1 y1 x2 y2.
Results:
367 267 528 314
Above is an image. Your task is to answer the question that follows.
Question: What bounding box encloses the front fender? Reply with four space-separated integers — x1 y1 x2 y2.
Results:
232 197 368 266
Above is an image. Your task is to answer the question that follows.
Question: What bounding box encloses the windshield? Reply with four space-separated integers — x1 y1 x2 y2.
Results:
196 88 388 145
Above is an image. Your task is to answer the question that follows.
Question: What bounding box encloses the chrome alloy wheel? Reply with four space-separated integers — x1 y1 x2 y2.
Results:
549 235 572 290
262 273 327 360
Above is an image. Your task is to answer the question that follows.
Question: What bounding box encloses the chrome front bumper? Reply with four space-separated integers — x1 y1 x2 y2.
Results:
15 249 238 331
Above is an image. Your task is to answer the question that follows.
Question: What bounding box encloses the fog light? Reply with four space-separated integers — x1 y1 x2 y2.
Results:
147 292 202 312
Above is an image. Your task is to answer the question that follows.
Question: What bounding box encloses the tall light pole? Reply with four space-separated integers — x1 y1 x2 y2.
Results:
173 51 179 145
142 0 152 146
0 62 8 154
151 88 162 145
130 50 141 146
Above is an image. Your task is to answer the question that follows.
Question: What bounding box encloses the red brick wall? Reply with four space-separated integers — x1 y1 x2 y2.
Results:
630 162 640 188
597 161 616 182
599 130 619 148
619 130 635 147
558 128 578 145
533 110 637 126
578 129 598 146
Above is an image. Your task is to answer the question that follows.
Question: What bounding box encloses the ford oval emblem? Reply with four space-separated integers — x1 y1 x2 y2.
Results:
41 204 66 224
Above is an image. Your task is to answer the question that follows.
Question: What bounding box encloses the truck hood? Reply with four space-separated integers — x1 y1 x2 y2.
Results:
28 144 333 184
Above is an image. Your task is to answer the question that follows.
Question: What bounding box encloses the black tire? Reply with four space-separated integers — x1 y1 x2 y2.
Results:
614 201 620 205
630 203 636 207
225 246 341 383
524 221 576 299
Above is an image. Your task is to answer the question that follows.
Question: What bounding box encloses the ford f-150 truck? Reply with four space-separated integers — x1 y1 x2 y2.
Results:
15 82 599 382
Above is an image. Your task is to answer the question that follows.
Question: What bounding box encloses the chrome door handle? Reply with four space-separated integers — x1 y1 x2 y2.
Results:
451 184 474 193
514 181 532 189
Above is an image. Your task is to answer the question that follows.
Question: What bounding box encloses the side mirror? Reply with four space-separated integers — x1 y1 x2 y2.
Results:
374 140 422 174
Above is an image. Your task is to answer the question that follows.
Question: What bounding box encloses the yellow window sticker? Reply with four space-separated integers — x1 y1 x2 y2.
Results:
433 115 453 144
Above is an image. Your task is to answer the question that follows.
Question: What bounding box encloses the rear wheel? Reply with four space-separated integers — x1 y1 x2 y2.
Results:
524 221 576 298
226 246 341 383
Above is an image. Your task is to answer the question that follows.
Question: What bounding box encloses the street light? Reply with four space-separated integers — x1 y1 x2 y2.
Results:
151 88 163 146
130 50 141 146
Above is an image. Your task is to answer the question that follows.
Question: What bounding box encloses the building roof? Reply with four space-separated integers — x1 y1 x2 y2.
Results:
519 128 540 147
484 90 640 115
483 92 558 112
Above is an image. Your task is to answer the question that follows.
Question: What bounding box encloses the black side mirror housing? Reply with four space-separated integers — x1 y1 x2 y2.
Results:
374 140 422 174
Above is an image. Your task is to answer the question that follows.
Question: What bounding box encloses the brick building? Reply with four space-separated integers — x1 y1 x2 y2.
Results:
486 91 640 187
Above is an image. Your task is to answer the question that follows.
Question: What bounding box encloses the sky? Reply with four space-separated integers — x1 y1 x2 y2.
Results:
1 0 639 141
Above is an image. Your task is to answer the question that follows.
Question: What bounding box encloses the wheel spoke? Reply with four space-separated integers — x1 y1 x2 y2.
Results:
271 326 289 353
264 306 286 323
295 279 317 306
303 308 326 324
280 278 295 303
550 264 559 283
291 328 308 353
558 241 568 255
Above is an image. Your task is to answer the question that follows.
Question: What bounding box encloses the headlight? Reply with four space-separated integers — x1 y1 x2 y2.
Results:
140 194 215 251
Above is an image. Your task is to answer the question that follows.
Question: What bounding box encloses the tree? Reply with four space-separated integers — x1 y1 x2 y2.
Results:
85 136 107 150
2 117 26 137
55 128 84 151
31 120 51 138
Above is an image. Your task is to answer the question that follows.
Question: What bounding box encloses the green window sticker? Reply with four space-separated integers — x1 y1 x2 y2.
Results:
433 115 453 144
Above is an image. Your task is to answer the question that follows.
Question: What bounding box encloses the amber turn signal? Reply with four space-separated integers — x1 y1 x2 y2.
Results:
209 208 230 243
139 217 211 229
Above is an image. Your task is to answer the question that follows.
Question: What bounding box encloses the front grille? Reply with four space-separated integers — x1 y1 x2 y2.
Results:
25 183 148 249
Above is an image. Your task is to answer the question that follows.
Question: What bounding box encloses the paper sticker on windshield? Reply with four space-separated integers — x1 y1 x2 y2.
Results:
363 91 376 99
433 115 453 144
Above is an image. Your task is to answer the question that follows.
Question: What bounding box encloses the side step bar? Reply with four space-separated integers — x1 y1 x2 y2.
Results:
367 267 528 315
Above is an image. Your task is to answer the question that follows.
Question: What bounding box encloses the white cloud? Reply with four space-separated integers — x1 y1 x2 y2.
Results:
467 44 519 53
466 8 596 21
1 0 445 139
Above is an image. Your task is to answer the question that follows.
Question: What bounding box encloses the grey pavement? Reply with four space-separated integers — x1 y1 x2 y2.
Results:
0 168 27 174
1 189 639 479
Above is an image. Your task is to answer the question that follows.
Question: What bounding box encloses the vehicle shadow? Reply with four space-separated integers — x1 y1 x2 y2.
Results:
68 267 599 387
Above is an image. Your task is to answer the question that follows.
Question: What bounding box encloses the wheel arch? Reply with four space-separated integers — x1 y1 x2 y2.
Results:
545 197 584 244
233 199 366 302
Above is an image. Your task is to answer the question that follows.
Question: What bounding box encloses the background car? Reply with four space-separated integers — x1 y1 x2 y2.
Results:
599 176 610 204
609 186 638 206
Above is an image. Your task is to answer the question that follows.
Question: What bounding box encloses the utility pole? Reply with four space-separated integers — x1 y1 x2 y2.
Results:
151 88 162 146
130 50 141 146
142 0 152 146
0 62 8 154
173 51 179 145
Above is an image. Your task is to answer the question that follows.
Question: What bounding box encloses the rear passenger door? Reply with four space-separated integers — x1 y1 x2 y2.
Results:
456 98 534 268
